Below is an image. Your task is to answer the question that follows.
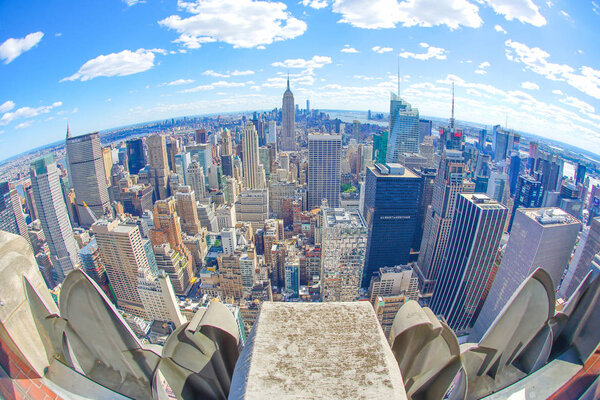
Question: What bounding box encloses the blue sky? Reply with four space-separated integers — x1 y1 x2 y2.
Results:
0 0 599 160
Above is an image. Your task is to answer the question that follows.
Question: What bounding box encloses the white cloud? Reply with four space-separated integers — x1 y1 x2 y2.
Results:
123 0 145 6
399 42 447 60
166 78 195 86
302 0 328 9
505 40 600 99
0 101 62 125
0 32 44 64
494 24 507 34
231 69 255 76
15 121 33 129
552 89 564 95
372 46 393 53
0 101 15 113
483 0 546 27
272 55 332 69
203 69 255 78
594 1 600 15
203 70 229 77
341 44 359 53
521 81 540 90
475 61 490 74
61 49 160 82
159 0 306 49
179 80 248 93
331 0 482 30
560 96 595 113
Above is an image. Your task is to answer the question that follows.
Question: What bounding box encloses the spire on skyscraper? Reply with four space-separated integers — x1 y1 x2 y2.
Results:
287 71 290 90
66 122 71 139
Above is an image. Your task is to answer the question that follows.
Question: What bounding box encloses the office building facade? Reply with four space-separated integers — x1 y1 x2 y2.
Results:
430 194 507 334
30 155 81 282
321 208 367 302
386 93 419 163
471 207 580 341
362 163 423 287
66 131 111 227
308 134 342 210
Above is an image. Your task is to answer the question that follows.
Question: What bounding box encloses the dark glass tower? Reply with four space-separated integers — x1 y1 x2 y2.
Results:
508 174 543 231
126 138 147 175
362 163 423 287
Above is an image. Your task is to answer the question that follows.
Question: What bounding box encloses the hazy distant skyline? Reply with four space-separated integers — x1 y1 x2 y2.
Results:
0 0 599 160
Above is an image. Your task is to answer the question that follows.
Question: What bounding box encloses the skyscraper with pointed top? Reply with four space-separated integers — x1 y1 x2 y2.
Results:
438 81 464 152
386 67 419 163
281 74 295 151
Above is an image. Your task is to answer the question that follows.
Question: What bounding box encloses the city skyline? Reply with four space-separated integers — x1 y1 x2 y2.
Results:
0 0 599 162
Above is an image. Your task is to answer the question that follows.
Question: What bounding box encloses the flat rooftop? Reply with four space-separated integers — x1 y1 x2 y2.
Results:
370 163 418 178
323 208 366 228
521 207 580 226
230 302 406 400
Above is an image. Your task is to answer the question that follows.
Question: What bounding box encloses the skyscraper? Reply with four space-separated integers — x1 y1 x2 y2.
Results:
146 134 170 201
386 93 419 163
429 194 507 334
560 216 600 300
78 238 110 298
308 134 342 210
186 161 206 201
267 121 277 147
91 219 149 318
137 269 186 326
418 119 432 144
470 207 580 341
66 131 111 227
352 120 360 142
242 123 264 189
438 83 463 152
508 151 522 196
508 174 543 231
0 182 30 247
280 76 295 151
30 155 80 282
417 150 473 294
321 208 367 302
175 186 201 236
152 243 193 296
493 125 508 162
362 163 423 287
372 131 388 164
126 138 146 175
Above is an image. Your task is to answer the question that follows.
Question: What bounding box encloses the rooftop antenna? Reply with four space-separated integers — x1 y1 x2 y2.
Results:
66 122 71 139
450 81 455 131
287 71 290 90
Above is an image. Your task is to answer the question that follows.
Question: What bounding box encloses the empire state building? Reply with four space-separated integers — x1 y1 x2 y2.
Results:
281 76 295 151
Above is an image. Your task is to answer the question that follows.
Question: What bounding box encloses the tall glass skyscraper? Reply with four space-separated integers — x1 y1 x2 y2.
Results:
126 138 146 175
386 93 419 163
372 131 388 164
429 194 507 334
362 163 423 287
